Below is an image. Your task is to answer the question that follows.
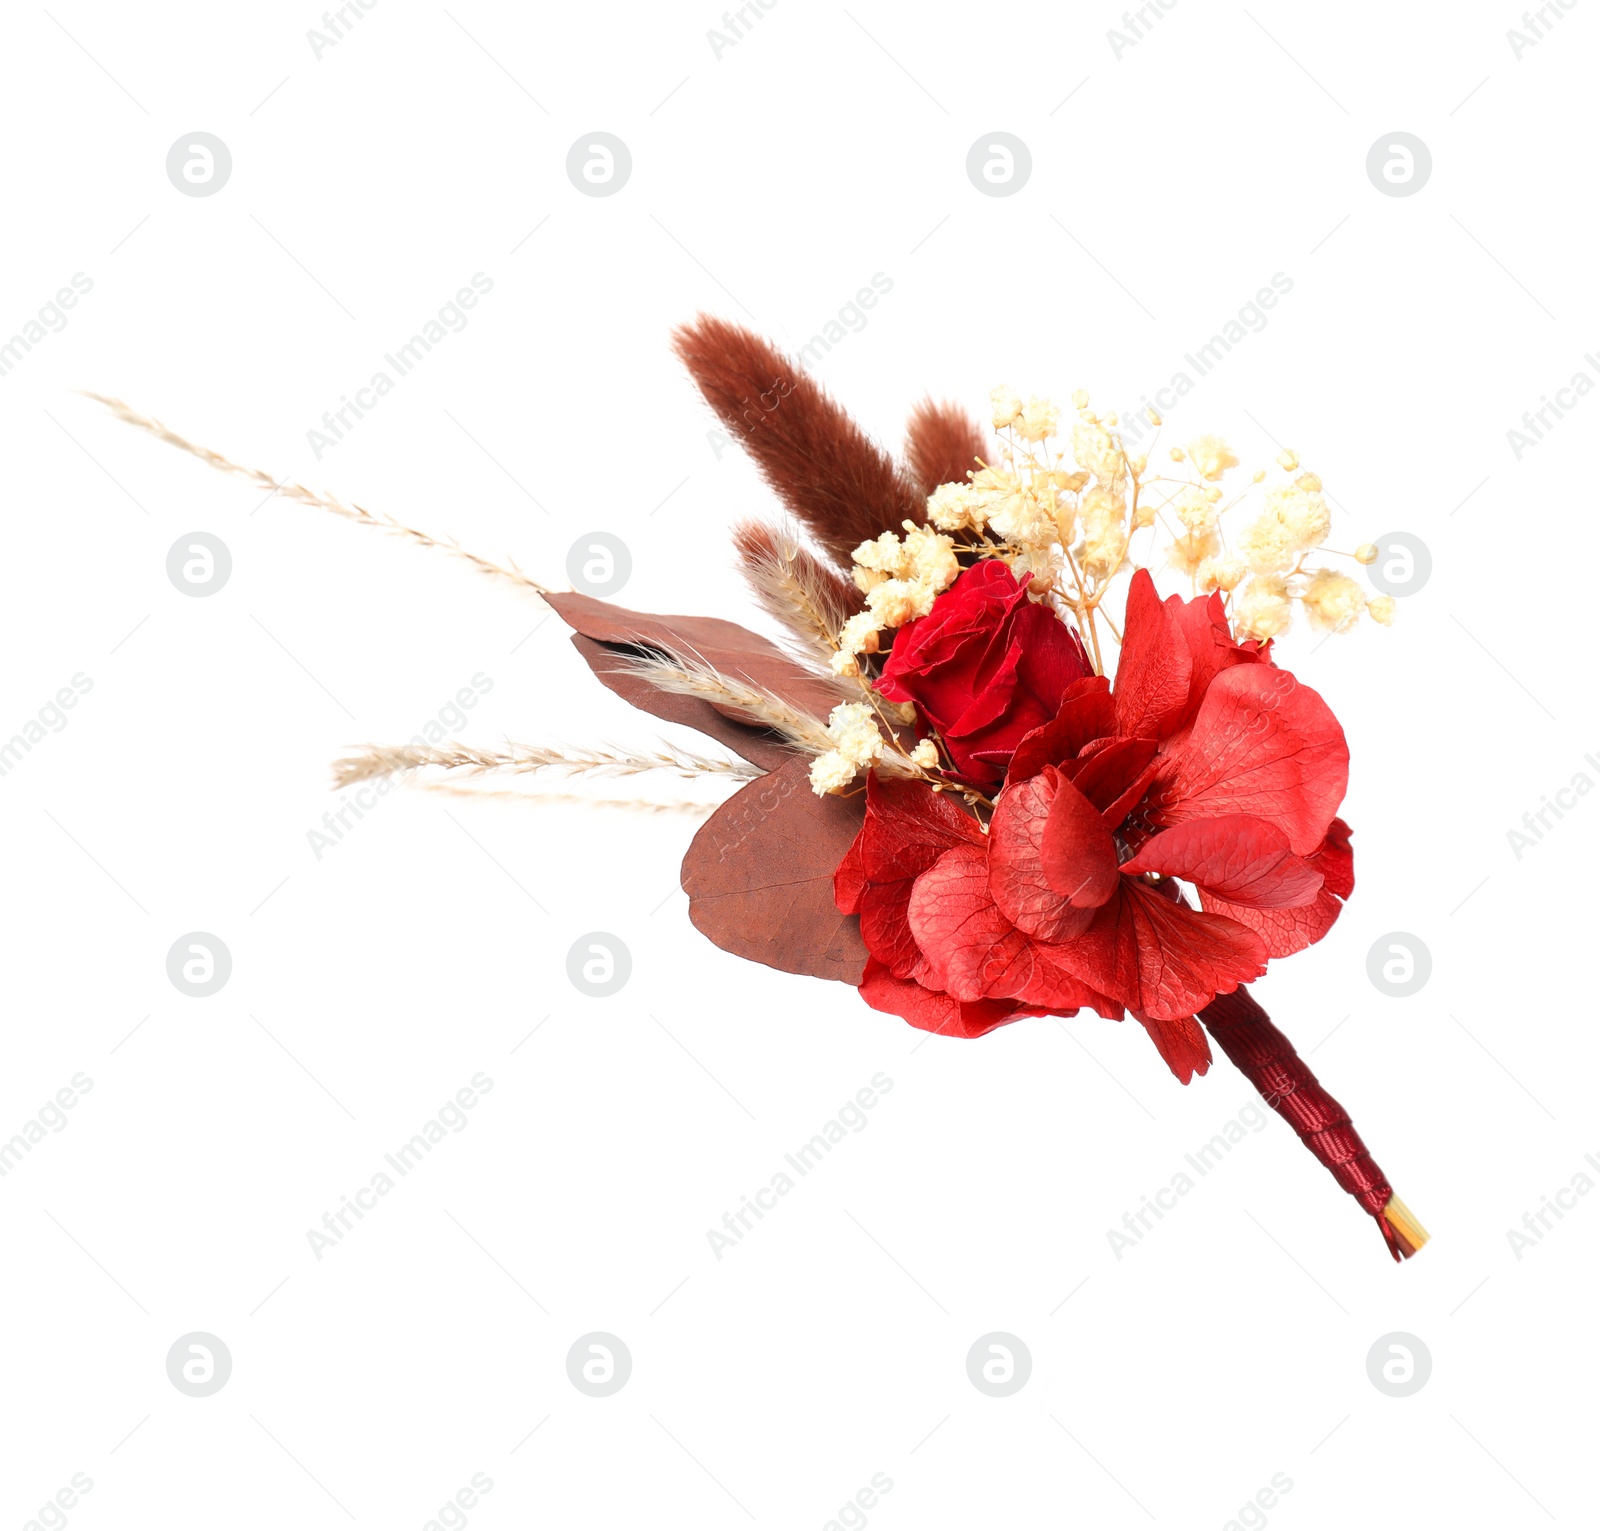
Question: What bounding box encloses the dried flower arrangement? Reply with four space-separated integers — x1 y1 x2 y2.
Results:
90 316 1425 1261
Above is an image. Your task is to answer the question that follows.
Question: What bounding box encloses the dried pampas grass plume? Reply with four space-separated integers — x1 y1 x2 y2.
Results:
81 392 548 597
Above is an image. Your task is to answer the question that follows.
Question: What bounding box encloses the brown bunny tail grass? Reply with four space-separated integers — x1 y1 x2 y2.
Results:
672 316 923 566
903 397 986 497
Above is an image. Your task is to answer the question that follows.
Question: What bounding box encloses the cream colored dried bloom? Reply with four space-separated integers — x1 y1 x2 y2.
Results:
1072 421 1123 480
1174 485 1221 534
839 611 881 655
1355 542 1378 565
990 384 1022 429
1234 575 1293 642
852 565 888 594
866 578 935 628
1130 499 1155 530
902 524 959 592
1187 435 1239 481
1276 449 1299 472
809 751 857 795
927 481 984 533
1083 521 1128 578
986 485 1056 546
830 648 860 677
1071 389 1090 410
1169 528 1221 578
1295 472 1323 493
1301 568 1364 633
1367 594 1396 625
1239 482 1332 573
1197 555 1246 593
910 738 940 769
852 531 905 576
826 702 885 766
1018 396 1061 442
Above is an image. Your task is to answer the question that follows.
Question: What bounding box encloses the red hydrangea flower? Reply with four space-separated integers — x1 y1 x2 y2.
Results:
877 561 1093 789
838 570 1353 1081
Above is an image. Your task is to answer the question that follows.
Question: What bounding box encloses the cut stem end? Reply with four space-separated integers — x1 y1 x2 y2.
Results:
1380 1194 1430 1261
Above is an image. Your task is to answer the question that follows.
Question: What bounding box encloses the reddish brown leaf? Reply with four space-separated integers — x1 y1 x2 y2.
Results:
548 590 843 721
681 755 868 983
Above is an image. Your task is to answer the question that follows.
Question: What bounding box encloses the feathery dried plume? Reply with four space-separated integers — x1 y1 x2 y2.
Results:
333 739 761 790
619 652 841 756
903 397 986 497
81 392 548 596
732 518 862 674
671 316 923 566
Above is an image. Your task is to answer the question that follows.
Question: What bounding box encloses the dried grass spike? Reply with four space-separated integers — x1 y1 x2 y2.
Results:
904 396 986 496
672 316 923 565
732 519 861 673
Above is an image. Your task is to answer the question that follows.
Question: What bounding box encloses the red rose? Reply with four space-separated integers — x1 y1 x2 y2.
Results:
839 570 1354 1081
877 562 1092 789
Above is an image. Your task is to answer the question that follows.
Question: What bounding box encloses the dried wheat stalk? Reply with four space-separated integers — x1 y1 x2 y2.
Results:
81 392 547 596
732 518 860 681
414 782 718 815
334 739 761 790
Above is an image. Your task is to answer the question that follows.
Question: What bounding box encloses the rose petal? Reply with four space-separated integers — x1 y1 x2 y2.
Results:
1008 676 1115 783
1120 815 1325 909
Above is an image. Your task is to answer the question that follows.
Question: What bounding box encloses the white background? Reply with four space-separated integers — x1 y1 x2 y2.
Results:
1 2 1594 1527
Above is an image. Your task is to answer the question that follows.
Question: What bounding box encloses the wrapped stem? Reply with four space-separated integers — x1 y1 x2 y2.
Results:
1200 987 1427 1262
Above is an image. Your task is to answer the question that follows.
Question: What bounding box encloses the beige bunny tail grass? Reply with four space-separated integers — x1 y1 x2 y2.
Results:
332 740 762 790
79 392 550 597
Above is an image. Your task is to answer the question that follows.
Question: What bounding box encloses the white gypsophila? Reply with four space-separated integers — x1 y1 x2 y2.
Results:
825 702 885 766
1197 555 1247 594
808 750 857 795
990 384 1022 428
1233 574 1293 641
926 481 982 532
1301 568 1365 633
1186 434 1239 481
1017 395 1060 442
